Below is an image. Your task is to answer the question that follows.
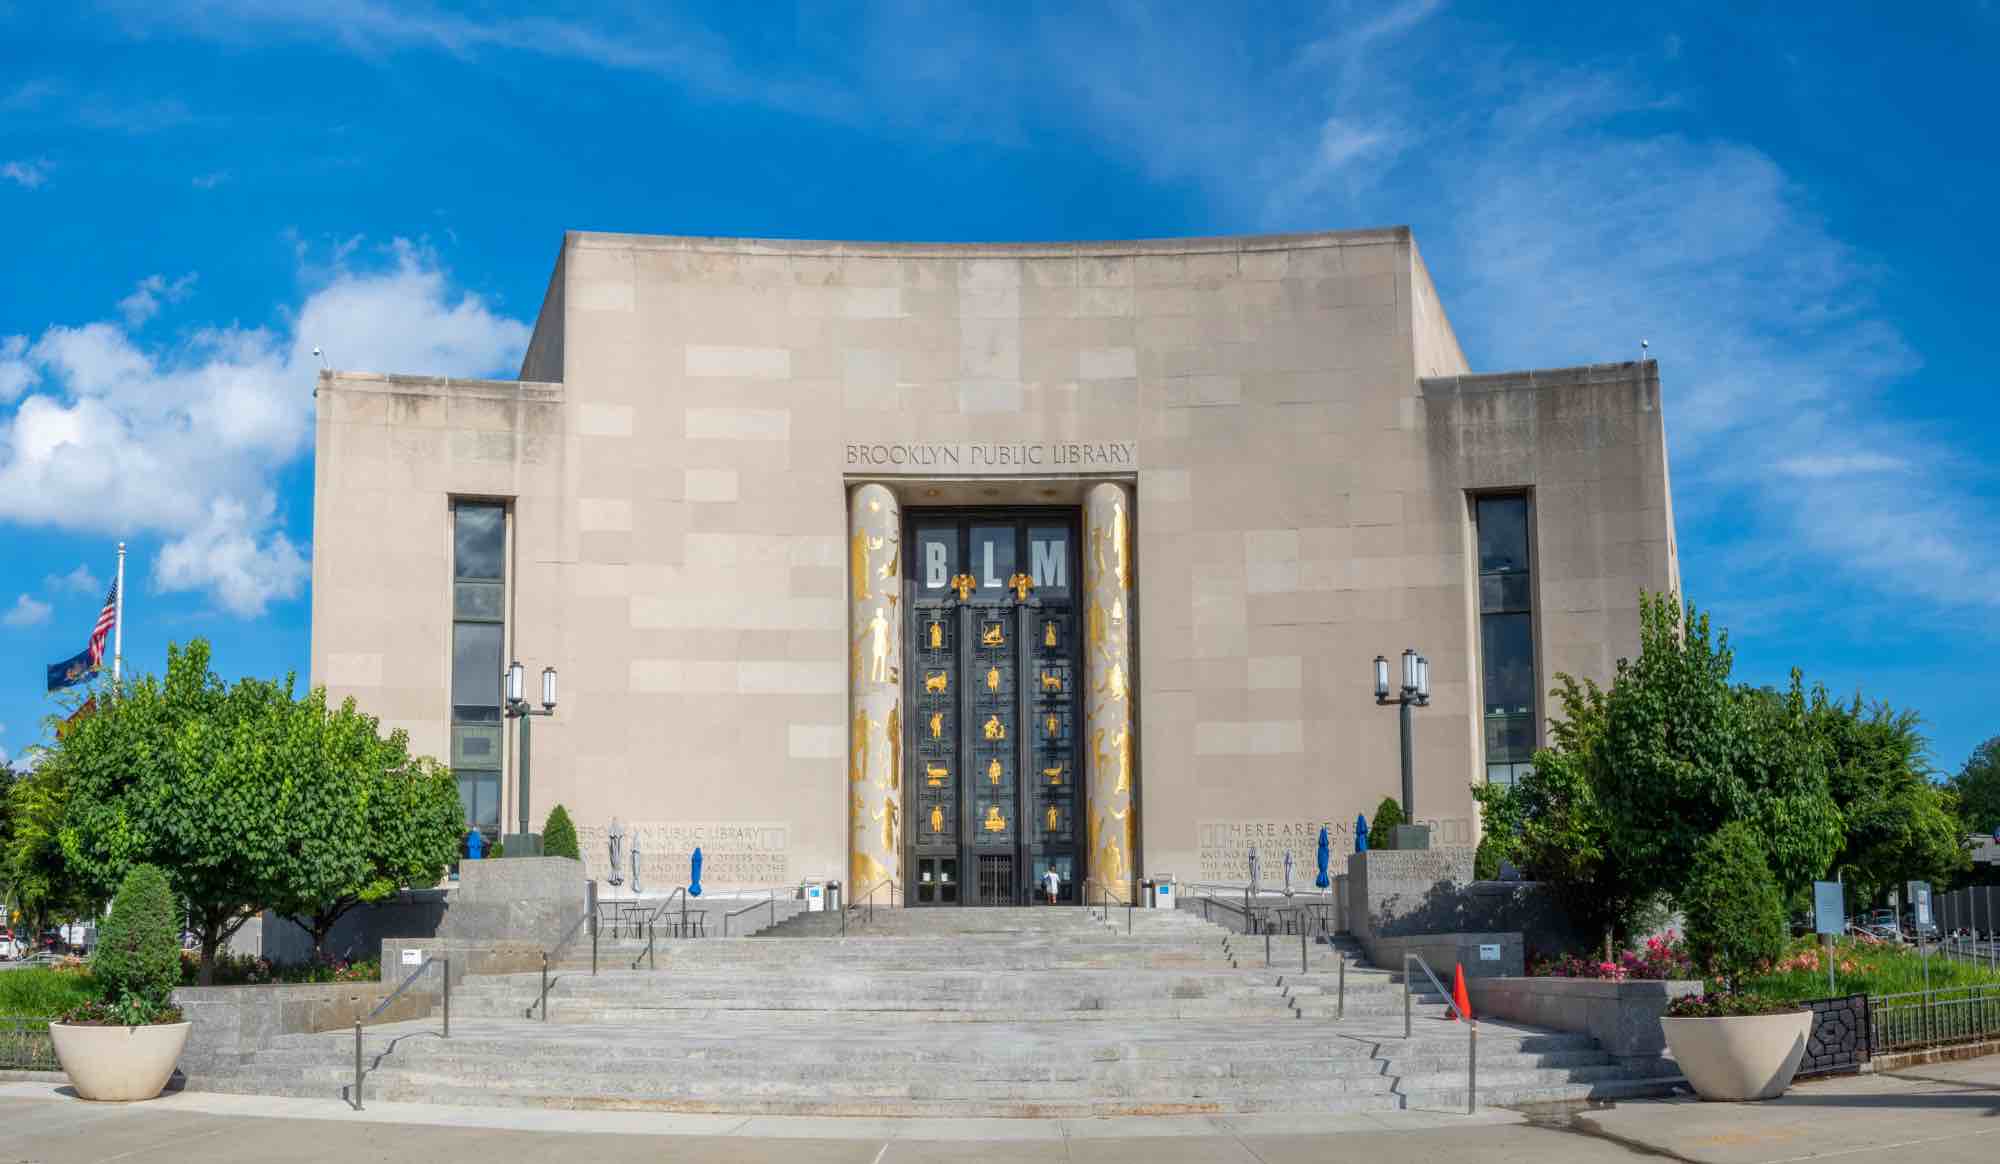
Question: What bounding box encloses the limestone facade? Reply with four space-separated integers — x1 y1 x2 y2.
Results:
309 227 1678 895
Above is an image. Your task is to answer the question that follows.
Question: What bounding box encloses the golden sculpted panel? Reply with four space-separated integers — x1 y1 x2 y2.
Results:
982 714 1005 741
929 711 944 739
928 621 944 649
986 665 1001 691
987 757 1002 784
981 622 1004 647
982 805 1006 833
925 671 949 694
847 484 902 894
1083 483 1135 904
925 763 948 787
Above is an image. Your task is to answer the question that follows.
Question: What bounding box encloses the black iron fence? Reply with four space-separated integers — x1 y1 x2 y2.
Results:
0 1018 58 1071
1871 984 2000 1054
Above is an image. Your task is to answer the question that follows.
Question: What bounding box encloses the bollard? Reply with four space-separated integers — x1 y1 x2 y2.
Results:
1301 926 1308 973
539 952 549 1022
1338 954 1346 1019
1467 1018 1478 1114
352 1020 364 1110
442 958 451 1039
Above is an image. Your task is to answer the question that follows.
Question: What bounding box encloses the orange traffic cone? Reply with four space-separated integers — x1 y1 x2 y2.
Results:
1451 963 1473 1023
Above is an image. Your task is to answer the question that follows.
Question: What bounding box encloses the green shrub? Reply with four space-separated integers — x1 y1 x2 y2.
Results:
1474 831 1506 880
89 864 181 1022
1680 821 1787 992
1370 797 1405 850
542 805 580 860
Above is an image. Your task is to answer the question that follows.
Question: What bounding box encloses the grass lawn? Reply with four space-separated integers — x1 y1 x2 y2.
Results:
0 967 98 1022
1738 936 2000 1002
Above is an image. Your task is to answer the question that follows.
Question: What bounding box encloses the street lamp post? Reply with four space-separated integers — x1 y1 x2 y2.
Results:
1372 648 1430 849
504 661 559 854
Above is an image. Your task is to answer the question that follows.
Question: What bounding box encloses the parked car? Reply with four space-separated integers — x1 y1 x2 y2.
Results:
0 929 22 960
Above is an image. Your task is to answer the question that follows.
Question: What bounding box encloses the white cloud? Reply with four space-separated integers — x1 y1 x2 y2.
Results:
192 171 229 190
117 273 198 328
0 336 32 402
45 564 102 595
1 161 46 189
2 594 51 628
0 240 529 615
1776 453 1910 480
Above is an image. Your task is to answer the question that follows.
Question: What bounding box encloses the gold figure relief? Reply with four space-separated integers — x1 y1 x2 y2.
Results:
1087 601 1106 651
1114 728 1131 795
1111 596 1125 624
981 622 1004 647
851 709 873 784
983 805 1006 833
986 665 1001 692
982 714 1006 741
928 711 944 740
860 606 893 684
883 706 900 793
928 621 943 649
950 573 977 601
874 797 899 854
925 763 948 787
850 529 883 601
1046 713 1060 738
879 535 900 582
925 671 949 694
1045 621 1058 648
1007 572 1033 602
1044 765 1063 785
1040 672 1061 692
930 804 945 834
1112 501 1129 588
1045 804 1060 831
1096 662 1128 702
987 757 1002 784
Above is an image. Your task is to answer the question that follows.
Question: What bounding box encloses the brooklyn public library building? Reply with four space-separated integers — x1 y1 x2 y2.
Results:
309 226 1678 905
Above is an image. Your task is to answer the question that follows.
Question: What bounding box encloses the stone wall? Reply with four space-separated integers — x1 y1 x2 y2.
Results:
1345 848 1581 953
435 856 586 947
1467 976 1701 1070
174 980 432 1077
1370 932 1524 981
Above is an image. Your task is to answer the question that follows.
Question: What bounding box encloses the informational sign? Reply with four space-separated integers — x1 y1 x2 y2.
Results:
1909 880 1934 928
1478 944 1501 961
806 883 825 913
1813 881 1845 936
400 948 422 966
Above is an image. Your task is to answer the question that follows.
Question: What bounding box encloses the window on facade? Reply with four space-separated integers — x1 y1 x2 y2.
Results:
1476 494 1537 788
451 501 506 839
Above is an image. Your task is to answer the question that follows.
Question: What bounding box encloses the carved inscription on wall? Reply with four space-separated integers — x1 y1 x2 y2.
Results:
844 441 1138 476
1196 816 1473 880
575 821 790 888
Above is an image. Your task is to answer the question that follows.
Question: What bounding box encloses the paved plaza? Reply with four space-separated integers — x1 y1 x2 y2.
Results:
2 1057 1997 1162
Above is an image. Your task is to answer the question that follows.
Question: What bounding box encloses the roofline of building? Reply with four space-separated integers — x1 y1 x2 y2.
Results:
1419 360 1661 396
557 225 1416 259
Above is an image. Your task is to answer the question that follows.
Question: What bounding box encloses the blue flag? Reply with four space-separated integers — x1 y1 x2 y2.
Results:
46 648 96 693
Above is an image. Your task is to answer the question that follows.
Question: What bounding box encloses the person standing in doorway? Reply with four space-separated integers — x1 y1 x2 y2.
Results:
1042 865 1061 905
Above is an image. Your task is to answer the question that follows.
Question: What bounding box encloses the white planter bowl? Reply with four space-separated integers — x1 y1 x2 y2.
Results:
50 1021 190 1101
1661 1009 1813 1101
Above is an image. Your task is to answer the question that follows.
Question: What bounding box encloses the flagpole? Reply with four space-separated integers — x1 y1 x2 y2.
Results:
112 542 126 686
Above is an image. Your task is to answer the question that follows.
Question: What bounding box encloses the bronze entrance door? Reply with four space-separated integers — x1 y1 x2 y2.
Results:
905 513 1081 906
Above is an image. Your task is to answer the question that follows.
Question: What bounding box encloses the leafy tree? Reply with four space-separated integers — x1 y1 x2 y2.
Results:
1680 821 1787 992
54 640 461 981
1369 797 1405 849
92 864 180 1021
542 805 580 861
1951 737 2000 836
5 750 97 941
1815 698 1965 904
1593 595 1841 903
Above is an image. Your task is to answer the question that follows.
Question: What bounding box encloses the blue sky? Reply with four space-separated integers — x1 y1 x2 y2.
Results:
1 3 1995 775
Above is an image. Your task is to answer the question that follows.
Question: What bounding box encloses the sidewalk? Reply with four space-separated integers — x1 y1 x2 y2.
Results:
1 1059 1997 1162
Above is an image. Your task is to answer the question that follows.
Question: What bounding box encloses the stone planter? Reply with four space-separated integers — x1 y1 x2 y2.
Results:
50 1021 190 1101
1661 1009 1813 1101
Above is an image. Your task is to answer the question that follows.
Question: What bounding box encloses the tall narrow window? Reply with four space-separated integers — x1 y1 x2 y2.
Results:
1476 495 1536 787
451 501 506 840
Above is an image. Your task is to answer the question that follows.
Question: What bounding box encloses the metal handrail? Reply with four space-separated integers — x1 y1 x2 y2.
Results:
1083 879 1133 933
722 888 781 936
843 877 898 936
351 956 448 1111
1403 952 1476 1114
527 904 597 1022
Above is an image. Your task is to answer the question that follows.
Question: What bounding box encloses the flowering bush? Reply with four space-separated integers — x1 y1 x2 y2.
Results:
1532 932 1694 981
1665 992 1802 1019
179 951 380 986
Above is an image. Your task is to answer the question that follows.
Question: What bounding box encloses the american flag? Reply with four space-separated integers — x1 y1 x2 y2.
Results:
86 577 117 668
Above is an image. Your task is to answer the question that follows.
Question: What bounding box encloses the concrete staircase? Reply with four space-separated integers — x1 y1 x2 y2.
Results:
190 907 1676 1116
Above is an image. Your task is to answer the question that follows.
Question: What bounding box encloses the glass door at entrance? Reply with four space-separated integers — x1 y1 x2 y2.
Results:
906 513 1080 906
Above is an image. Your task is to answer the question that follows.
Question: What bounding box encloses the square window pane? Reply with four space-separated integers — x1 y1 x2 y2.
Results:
1476 495 1530 576
451 621 503 713
1027 526 1070 596
455 581 504 620
452 723 503 768
454 503 506 580
1479 572 1532 614
970 525 1016 598
456 771 500 832
1480 612 1536 717
917 526 958 593
1484 715 1536 764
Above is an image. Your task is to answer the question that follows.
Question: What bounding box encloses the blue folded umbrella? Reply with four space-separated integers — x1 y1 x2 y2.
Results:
1355 813 1370 854
690 847 704 897
1315 826 1331 888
